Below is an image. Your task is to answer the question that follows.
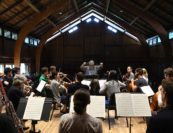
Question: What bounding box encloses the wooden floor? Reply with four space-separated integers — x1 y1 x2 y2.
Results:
24 109 147 133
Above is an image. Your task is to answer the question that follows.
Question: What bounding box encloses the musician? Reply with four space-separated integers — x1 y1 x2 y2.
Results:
80 60 103 76
99 70 126 100
12 67 20 77
59 89 102 133
142 68 149 83
150 67 173 111
130 68 148 92
123 66 134 82
146 80 173 133
0 100 18 133
49 65 57 77
67 72 89 95
90 79 100 95
3 67 13 93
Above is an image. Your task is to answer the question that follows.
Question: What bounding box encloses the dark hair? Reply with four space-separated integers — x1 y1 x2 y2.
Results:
4 67 12 75
73 89 90 114
108 70 118 80
76 72 84 82
50 72 57 80
90 79 100 95
135 68 143 76
162 80 173 106
49 66 56 72
164 67 173 77
41 67 48 74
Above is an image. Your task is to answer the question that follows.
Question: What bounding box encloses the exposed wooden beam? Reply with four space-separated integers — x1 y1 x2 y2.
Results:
130 0 158 25
73 0 79 12
14 0 68 67
24 0 56 27
105 0 110 13
0 0 22 15
114 0 168 43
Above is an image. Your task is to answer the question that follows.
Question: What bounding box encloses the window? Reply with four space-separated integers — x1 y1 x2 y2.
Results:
153 38 157 44
0 64 4 73
4 30 11 38
0 28 2 36
30 38 34 45
20 63 29 74
169 31 173 39
5 64 14 69
12 32 18 40
34 39 38 46
25 37 29 44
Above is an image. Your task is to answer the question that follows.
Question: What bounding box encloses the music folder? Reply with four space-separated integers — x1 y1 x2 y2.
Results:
115 93 151 117
140 85 154 97
36 80 46 92
70 96 105 118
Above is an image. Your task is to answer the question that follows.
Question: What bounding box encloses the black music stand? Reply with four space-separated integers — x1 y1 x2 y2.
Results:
17 98 52 133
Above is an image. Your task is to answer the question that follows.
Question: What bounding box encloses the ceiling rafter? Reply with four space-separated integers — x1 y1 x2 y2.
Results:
130 0 158 25
24 0 56 27
0 0 22 15
73 0 79 12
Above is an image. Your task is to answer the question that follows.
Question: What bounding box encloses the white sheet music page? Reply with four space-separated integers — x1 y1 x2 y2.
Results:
140 85 154 97
70 96 105 118
81 80 91 86
23 97 45 120
36 80 46 92
131 94 151 117
115 93 134 117
99 80 106 90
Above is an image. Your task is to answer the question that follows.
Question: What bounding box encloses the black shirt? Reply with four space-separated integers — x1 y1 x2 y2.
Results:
68 82 89 95
0 113 18 133
7 86 25 111
3 76 13 93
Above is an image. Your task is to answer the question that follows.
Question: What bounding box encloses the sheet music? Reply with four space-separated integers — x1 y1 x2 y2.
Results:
23 97 45 120
115 93 151 117
81 80 91 86
70 96 105 118
98 80 106 90
131 94 151 116
140 85 154 97
36 80 46 92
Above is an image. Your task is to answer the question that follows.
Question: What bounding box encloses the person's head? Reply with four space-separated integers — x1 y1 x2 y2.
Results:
49 66 56 73
142 68 148 77
50 72 57 80
12 67 20 76
41 67 49 76
75 72 84 82
164 67 173 81
12 79 24 90
4 67 12 77
73 89 90 115
108 70 118 80
161 80 173 106
88 60 95 66
135 68 143 78
127 66 132 73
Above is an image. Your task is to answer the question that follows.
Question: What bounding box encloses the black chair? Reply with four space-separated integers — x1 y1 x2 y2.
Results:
107 93 129 130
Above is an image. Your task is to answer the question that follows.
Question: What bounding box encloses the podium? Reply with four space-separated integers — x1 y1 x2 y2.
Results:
17 98 52 133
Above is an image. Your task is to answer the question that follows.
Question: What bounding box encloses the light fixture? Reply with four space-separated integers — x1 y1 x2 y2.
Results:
86 18 92 23
107 26 117 33
68 26 78 33
94 18 99 23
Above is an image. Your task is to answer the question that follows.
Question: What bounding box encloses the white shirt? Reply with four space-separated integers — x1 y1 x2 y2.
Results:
59 112 102 133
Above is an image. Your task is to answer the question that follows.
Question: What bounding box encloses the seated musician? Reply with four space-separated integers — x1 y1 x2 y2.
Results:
123 66 134 82
3 67 13 93
142 68 149 84
90 79 100 95
146 80 173 133
0 99 18 133
130 68 148 92
99 70 126 100
80 60 103 77
67 72 89 95
150 67 173 112
59 89 102 133
49 65 57 77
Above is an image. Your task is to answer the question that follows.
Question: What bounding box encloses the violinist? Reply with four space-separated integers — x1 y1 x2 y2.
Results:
123 66 134 83
150 67 173 111
130 68 148 92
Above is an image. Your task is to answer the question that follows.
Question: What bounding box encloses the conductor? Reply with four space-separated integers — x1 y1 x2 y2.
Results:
80 60 103 77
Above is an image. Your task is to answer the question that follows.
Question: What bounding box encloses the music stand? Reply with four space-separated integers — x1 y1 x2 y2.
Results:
17 98 52 133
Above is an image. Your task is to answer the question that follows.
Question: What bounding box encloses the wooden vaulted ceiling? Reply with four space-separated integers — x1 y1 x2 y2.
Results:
0 0 173 39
